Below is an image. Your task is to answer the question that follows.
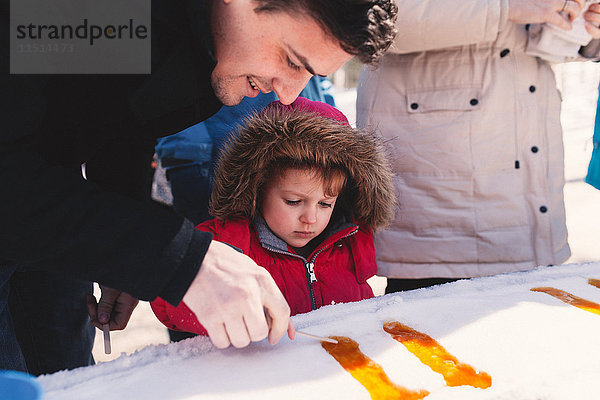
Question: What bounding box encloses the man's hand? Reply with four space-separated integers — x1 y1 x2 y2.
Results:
508 0 586 30
183 240 293 349
584 2 600 39
86 286 139 330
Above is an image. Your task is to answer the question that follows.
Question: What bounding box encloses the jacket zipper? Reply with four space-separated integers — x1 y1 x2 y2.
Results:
263 228 358 311
306 262 316 283
304 229 358 310
304 261 317 310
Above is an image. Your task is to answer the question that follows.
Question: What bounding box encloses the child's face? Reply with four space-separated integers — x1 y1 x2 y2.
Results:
261 168 340 248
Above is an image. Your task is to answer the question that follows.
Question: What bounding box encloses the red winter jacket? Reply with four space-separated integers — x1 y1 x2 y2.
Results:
151 215 376 335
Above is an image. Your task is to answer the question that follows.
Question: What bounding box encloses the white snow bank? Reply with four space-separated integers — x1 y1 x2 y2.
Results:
39 262 600 400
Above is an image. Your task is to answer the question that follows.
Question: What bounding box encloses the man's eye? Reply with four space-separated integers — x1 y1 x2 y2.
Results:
287 58 302 71
285 199 301 205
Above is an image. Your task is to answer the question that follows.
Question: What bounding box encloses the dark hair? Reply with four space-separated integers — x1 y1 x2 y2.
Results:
254 0 397 65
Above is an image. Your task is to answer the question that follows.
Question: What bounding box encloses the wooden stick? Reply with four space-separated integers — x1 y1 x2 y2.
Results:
296 330 338 344
103 324 111 354
263 307 337 344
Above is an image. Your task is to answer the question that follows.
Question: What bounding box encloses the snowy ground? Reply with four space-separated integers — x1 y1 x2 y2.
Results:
37 61 600 398
40 262 600 400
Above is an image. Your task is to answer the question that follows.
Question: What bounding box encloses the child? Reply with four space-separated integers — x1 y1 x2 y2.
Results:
151 97 395 336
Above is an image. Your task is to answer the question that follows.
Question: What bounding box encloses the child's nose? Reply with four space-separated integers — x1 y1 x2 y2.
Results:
300 208 317 225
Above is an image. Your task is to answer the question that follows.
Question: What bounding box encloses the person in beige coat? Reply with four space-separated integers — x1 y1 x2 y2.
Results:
356 0 600 293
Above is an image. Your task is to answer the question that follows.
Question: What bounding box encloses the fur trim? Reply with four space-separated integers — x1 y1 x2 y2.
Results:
210 106 396 230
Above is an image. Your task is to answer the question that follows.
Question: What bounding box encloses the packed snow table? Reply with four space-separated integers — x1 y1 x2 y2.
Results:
40 262 600 400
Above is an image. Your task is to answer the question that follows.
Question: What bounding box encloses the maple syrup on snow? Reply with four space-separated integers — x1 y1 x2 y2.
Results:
588 279 600 289
383 322 492 389
319 283 600 395
531 287 600 316
322 336 429 400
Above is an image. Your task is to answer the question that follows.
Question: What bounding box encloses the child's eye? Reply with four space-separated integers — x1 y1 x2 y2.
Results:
285 199 301 205
287 57 302 72
318 201 332 208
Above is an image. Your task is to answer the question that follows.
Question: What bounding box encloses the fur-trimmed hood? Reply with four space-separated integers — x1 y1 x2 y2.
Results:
209 98 395 231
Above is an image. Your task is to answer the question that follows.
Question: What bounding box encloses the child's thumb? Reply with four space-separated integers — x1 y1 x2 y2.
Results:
97 286 120 324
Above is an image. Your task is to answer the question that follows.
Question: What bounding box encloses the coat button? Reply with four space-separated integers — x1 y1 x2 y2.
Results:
531 146 539 153
470 98 479 106
529 85 536 93
410 103 419 110
539 206 548 213
335 241 343 248
500 49 510 57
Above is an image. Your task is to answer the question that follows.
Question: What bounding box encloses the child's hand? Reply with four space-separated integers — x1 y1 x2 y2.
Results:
86 286 139 330
584 3 600 38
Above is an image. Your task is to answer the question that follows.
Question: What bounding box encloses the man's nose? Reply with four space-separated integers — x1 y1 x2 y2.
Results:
272 75 312 105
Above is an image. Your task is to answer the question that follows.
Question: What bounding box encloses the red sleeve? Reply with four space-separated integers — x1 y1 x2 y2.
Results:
149 217 251 334
148 220 221 336
150 296 209 336
195 219 219 235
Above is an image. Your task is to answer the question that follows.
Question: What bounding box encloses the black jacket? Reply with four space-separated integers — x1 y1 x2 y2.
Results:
1 1 221 305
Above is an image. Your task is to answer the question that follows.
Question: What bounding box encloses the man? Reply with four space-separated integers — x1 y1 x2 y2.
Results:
0 0 397 374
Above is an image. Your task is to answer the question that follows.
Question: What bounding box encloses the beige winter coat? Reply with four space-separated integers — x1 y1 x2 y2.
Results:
357 0 600 279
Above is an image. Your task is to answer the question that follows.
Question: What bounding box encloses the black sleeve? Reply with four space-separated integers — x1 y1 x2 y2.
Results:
157 220 213 305
0 76 212 305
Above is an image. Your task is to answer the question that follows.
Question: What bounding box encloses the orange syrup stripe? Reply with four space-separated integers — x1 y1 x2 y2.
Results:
322 336 429 400
589 279 600 289
383 322 492 389
531 287 600 316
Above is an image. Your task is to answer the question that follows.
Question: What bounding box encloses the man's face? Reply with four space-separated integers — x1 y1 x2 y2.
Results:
210 0 352 106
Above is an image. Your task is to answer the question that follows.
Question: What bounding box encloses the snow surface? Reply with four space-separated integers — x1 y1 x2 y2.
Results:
39 262 600 400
